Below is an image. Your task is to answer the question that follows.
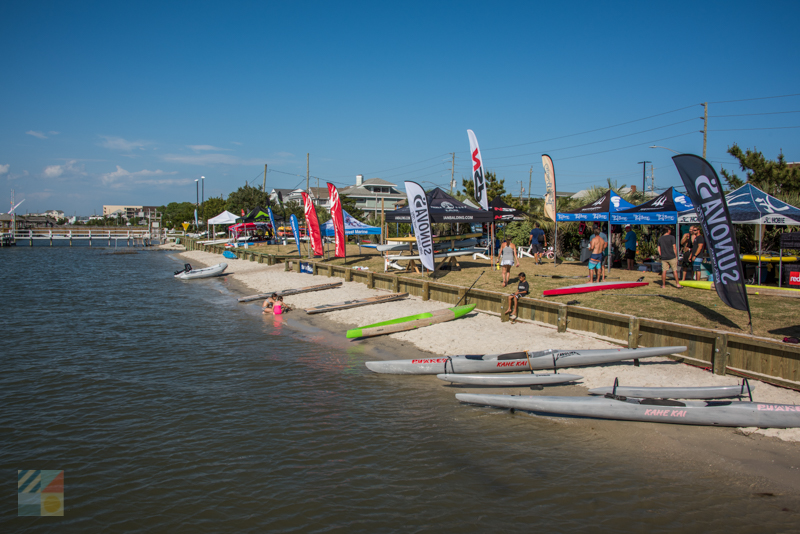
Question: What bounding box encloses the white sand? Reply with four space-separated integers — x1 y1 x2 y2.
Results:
179 250 800 442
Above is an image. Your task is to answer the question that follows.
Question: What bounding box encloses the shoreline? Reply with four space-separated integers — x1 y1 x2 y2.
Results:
174 250 800 492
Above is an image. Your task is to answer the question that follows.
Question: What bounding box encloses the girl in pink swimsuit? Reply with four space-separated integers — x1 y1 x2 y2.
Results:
273 296 284 315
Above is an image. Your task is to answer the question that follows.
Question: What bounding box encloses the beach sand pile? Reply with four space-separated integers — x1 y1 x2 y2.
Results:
178 250 800 442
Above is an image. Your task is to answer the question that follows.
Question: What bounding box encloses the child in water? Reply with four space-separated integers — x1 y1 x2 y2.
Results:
272 296 284 315
262 293 278 314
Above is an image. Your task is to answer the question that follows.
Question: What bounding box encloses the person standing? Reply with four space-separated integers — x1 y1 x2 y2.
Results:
680 228 694 281
689 226 706 281
657 227 681 289
624 225 637 270
598 224 609 281
498 239 519 287
587 228 606 283
528 222 547 264
504 272 529 318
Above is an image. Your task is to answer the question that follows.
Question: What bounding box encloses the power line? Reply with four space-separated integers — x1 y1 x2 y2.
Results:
711 110 800 118
708 126 800 131
708 92 800 104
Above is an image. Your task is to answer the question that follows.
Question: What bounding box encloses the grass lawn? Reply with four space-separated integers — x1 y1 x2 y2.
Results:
245 241 798 341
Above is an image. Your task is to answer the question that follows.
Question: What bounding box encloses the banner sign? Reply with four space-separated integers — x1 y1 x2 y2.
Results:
542 154 557 222
194 209 198 228
467 130 489 211
267 207 277 239
290 214 303 257
672 155 751 316
301 192 324 256
404 181 435 271
790 272 800 286
327 183 346 258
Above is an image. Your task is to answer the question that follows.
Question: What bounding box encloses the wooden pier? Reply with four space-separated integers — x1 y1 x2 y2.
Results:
1 228 165 247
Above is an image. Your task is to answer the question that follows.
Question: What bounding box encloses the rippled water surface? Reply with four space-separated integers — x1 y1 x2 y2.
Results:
1 246 794 532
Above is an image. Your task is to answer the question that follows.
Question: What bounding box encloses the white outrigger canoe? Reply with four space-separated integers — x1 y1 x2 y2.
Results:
437 373 582 386
589 382 756 400
174 263 228 280
455 393 800 428
365 346 687 375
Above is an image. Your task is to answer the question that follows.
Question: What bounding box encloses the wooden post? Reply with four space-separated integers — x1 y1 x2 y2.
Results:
713 332 729 376
295 260 301 273
500 295 509 322
345 268 353 282
312 262 318 276
628 316 640 349
557 305 568 333
327 264 333 277
392 276 400 293
422 281 430 301
457 287 466 305
285 260 290 272
367 272 374 288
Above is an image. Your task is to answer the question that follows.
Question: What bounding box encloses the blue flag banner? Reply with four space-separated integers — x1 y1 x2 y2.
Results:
290 214 303 257
267 207 277 239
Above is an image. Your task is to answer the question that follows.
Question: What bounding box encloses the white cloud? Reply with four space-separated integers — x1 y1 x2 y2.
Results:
42 160 85 179
98 136 149 151
0 164 9 175
187 145 231 152
49 131 60 135
100 165 181 187
274 151 295 159
231 141 243 146
26 130 48 139
161 153 264 166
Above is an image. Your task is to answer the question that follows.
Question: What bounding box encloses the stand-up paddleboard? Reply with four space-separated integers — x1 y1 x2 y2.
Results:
377 238 478 253
365 346 687 374
437 373 582 386
385 233 481 243
680 280 800 298
305 292 409 314
543 281 648 297
174 263 227 280
455 394 800 428
238 282 343 302
347 304 476 339
589 382 756 400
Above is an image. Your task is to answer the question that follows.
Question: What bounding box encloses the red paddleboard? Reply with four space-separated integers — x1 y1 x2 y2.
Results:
543 281 648 297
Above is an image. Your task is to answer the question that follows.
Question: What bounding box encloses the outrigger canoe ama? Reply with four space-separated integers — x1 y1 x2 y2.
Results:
346 304 476 339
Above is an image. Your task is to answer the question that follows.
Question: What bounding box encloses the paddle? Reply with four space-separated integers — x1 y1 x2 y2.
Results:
455 270 485 307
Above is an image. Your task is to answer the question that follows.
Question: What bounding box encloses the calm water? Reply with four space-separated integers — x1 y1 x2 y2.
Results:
0 245 794 532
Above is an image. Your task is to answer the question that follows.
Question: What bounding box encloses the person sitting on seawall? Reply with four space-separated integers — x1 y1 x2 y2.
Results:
587 227 606 283
624 224 637 270
498 238 519 287
262 293 278 314
689 225 706 281
657 227 681 289
504 272 529 319
528 222 547 265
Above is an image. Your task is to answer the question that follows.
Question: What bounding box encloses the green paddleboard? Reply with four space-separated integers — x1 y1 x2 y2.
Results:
346 303 476 339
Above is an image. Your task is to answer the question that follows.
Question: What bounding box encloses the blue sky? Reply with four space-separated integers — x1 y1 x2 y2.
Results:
2 1 799 215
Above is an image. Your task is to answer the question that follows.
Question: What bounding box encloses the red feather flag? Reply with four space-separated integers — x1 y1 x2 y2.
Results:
301 192 324 256
327 183 346 258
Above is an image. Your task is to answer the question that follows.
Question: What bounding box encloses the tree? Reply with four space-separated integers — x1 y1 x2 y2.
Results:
461 171 506 204
202 195 227 220
340 195 365 220
159 202 196 229
225 184 273 215
720 144 800 195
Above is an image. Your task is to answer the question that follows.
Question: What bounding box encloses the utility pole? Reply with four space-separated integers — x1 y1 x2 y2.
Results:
450 152 455 195
528 166 533 208
702 102 708 159
637 161 650 195
517 180 524 200
263 164 268 192
650 164 655 194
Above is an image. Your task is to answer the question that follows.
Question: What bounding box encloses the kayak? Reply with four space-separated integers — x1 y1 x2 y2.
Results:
174 263 227 280
365 345 687 375
455 393 800 428
347 303 476 339
238 282 343 302
680 280 800 296
223 250 237 259
305 292 409 314
588 383 756 400
437 373 582 386
543 281 648 297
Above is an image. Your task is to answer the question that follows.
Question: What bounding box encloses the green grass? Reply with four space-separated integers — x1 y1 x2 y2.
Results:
245 242 798 341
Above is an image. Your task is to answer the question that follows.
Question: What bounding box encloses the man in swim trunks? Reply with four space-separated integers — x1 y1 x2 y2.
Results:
504 272 528 318
587 228 606 283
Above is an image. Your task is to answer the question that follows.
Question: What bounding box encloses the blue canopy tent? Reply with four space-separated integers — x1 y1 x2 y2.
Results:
679 184 800 285
320 210 381 256
557 190 635 268
611 187 694 225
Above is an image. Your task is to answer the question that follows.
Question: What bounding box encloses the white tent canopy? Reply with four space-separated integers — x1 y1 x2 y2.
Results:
207 210 238 225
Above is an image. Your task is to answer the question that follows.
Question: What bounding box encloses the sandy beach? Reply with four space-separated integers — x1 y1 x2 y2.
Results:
178 250 800 443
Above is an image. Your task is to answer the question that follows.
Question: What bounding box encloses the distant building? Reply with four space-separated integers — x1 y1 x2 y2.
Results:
338 175 405 215
102 205 159 219
269 187 331 209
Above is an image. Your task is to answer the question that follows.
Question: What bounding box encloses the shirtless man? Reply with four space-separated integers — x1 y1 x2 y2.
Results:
587 228 607 283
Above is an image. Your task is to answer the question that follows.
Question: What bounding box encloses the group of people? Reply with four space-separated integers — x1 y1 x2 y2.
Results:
262 293 290 315
496 222 549 287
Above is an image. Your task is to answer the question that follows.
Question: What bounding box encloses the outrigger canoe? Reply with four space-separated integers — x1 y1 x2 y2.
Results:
174 263 227 280
455 394 800 428
347 304 476 339
305 292 409 314
437 373 582 386
543 281 648 297
238 282 343 302
365 346 687 374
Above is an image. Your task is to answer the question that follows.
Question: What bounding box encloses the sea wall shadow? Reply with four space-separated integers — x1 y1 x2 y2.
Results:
658 295 742 330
